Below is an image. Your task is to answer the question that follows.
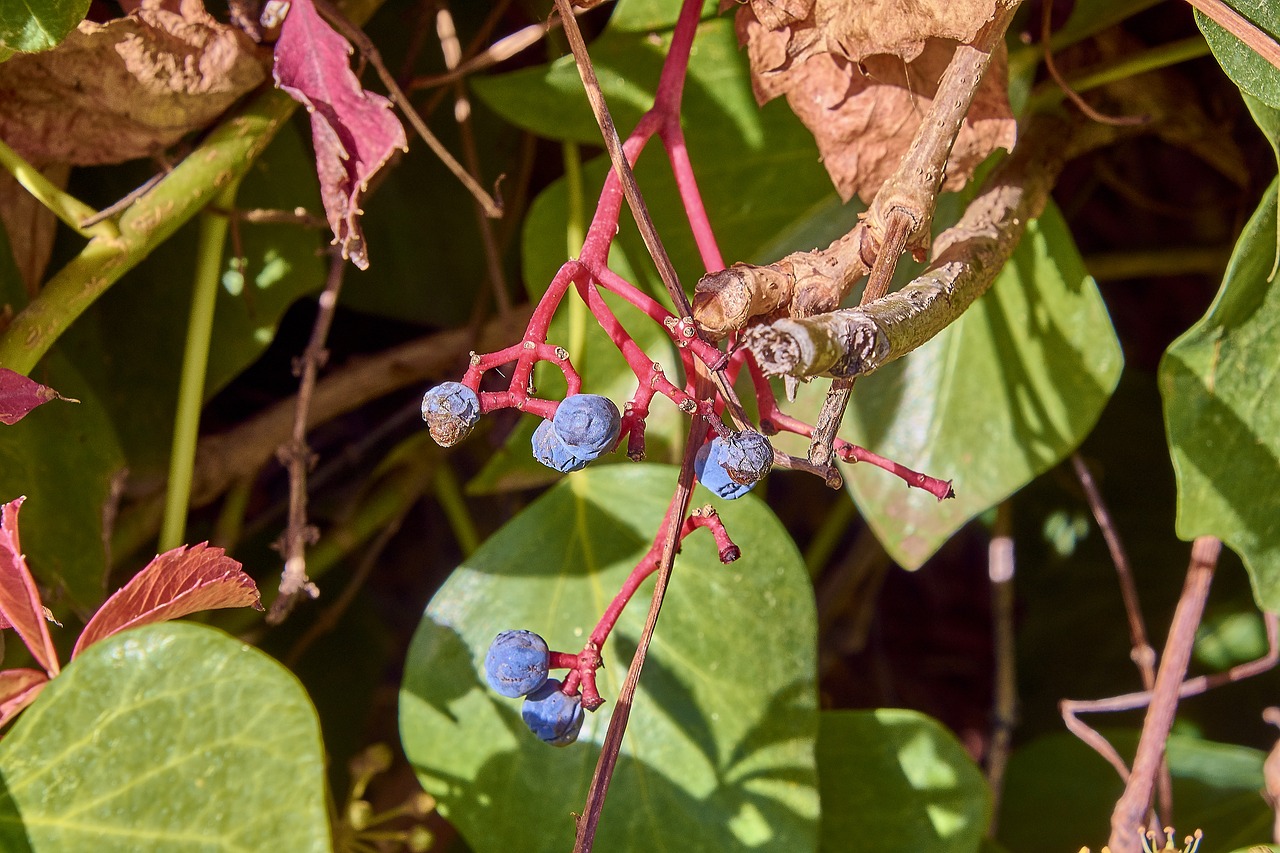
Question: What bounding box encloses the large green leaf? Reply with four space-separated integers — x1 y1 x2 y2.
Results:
838 203 1123 569
400 464 819 853
1160 179 1280 609
817 710 990 853
0 0 89 55
57 124 325 483
1196 0 1280 110
0 622 329 851
998 731 1271 851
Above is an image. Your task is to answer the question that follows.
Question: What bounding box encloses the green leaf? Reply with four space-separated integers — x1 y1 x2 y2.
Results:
1160 178 1280 610
838 202 1123 569
0 351 124 612
0 0 89 55
998 731 1271 852
0 622 329 851
57 124 325 482
1196 1 1280 110
400 464 819 853
817 710 990 853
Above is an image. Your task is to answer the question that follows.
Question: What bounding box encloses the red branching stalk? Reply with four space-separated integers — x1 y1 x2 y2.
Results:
548 505 739 711
447 0 953 721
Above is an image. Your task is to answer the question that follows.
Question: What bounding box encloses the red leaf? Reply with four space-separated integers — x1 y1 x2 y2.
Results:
73 543 262 659
0 668 48 729
0 368 74 425
0 499 60 677
272 0 407 270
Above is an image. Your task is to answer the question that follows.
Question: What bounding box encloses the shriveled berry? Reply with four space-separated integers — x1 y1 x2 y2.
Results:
694 438 756 500
484 630 550 698
421 382 481 447
532 419 589 473
720 429 772 484
553 394 621 460
522 678 584 746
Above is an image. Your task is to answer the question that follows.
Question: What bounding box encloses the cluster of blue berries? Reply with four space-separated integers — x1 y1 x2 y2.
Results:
420 381 481 448
695 429 773 499
484 630 584 746
531 393 621 473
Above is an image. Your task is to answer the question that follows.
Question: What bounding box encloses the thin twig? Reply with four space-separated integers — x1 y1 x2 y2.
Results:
1041 0 1147 127
1071 453 1170 822
268 251 348 624
210 206 329 229
312 0 502 218
437 3 512 314
408 9 568 91
1107 537 1220 853
572 388 711 853
987 502 1016 835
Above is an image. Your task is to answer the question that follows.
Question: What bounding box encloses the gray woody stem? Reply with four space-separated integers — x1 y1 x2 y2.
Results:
745 112 1105 379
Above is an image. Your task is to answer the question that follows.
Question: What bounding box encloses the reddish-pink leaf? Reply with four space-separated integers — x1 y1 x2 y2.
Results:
73 543 262 658
0 368 74 425
0 668 48 729
272 0 407 270
0 499 60 677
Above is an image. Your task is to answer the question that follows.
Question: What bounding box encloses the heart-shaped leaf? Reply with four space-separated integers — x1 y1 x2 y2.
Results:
0 0 90 55
0 622 328 851
838 202 1123 569
400 464 819 853
1160 178 1280 609
1195 0 1280 111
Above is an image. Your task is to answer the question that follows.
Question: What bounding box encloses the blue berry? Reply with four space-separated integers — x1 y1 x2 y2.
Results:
422 382 481 447
484 630 550 698
695 438 757 500
532 419 589 473
720 430 772 484
522 678 584 746
553 394 621 460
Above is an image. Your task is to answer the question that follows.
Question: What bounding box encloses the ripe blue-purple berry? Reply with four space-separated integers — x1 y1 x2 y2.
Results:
421 382 481 447
553 394 621 460
484 630 550 698
695 436 763 500
522 678 584 746
532 419 589 473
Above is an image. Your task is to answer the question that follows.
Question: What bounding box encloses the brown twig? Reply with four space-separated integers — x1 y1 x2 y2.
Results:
987 502 1017 835
572 391 711 853
1041 0 1147 127
408 9 571 92
436 3 512 314
210 206 329 229
268 251 348 624
1072 453 1170 822
1061 610 1279 786
1107 537 1220 853
312 0 502 217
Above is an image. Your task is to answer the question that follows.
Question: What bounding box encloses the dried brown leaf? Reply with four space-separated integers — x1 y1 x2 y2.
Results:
73 542 261 658
739 5 1016 202
0 0 268 167
0 165 67 293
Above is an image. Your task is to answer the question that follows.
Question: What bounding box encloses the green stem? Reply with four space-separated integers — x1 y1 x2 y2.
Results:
0 137 114 240
159 181 240 551
1027 36 1211 114
433 463 480 557
212 477 255 550
0 89 298 376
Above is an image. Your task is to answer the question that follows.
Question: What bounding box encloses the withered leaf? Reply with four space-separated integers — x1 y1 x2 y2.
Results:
738 1 1016 202
0 0 268 167
273 0 408 270
0 368 74 425
72 542 261 659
